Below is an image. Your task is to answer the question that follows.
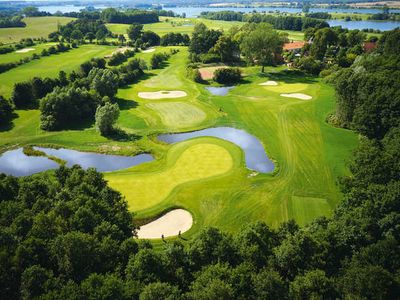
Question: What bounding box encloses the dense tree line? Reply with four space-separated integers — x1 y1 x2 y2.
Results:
58 19 110 42
0 15 25 28
160 33 190 46
189 23 285 71
38 57 145 131
333 29 400 139
200 10 244 21
246 14 329 31
293 26 371 74
126 24 160 49
108 49 135 67
305 12 332 19
200 11 329 32
101 8 159 24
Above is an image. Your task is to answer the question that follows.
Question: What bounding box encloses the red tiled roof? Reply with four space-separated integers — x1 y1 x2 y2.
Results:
283 41 306 50
363 41 377 52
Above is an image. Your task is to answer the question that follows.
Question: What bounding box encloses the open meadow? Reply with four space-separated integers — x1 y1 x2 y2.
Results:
0 16 75 44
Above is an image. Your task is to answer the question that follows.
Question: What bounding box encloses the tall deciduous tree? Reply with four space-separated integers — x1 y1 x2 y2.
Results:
95 102 120 136
240 23 286 72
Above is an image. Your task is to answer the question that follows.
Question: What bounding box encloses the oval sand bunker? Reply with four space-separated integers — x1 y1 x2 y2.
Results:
137 209 193 239
138 91 187 99
142 47 155 53
16 48 34 53
280 93 312 100
259 80 278 86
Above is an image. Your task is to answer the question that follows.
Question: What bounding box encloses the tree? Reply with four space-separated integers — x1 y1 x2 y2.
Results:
0 96 13 126
85 32 95 43
141 31 160 46
22 6 40 17
212 35 239 62
310 28 338 60
289 270 337 299
139 282 181 300
71 29 83 41
240 23 286 72
88 68 119 98
11 82 34 108
127 23 143 41
189 23 222 55
213 68 242 84
118 34 126 45
95 102 120 136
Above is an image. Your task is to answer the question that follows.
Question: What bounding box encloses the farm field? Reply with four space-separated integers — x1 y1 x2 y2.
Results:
0 46 358 236
0 44 116 97
0 16 75 44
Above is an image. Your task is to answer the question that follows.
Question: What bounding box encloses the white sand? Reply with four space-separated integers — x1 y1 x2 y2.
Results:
15 48 34 53
104 47 134 58
259 80 278 86
142 47 155 53
138 91 187 99
280 93 312 100
137 209 193 239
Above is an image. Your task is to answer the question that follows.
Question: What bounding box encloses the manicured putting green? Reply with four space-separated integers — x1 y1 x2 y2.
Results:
105 142 234 212
146 102 206 128
288 196 332 226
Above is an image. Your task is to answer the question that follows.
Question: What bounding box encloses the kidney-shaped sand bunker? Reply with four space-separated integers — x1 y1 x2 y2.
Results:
137 209 193 239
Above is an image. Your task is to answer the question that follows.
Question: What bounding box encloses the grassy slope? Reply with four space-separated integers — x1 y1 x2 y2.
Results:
106 17 305 41
0 17 75 44
0 44 116 97
0 45 358 239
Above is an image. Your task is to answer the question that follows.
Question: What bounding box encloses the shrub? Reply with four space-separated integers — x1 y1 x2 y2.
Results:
199 53 220 64
213 67 241 84
0 96 13 125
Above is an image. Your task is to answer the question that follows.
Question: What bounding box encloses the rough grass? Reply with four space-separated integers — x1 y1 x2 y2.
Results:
105 140 235 212
288 196 332 226
146 102 207 129
0 44 116 97
0 17 75 44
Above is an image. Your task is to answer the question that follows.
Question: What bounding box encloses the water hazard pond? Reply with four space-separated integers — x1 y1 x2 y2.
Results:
158 127 275 173
0 147 153 177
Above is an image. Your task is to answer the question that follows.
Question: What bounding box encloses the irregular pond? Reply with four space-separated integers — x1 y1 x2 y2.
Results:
158 127 274 173
35 147 154 172
206 86 234 96
137 209 193 239
0 148 59 177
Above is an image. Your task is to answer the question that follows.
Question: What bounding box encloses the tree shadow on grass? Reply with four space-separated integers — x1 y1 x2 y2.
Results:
116 97 138 110
64 118 95 131
267 70 317 84
0 112 17 132
106 127 140 142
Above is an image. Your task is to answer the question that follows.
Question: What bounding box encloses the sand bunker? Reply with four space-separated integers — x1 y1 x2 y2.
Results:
15 48 34 53
138 91 187 99
259 80 278 86
199 66 228 80
104 47 134 58
142 47 155 53
137 209 193 239
280 93 312 100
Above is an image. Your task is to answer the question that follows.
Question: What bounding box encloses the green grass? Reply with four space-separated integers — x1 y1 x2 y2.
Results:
105 138 237 212
0 45 358 239
0 42 57 64
0 17 75 44
146 102 207 129
0 44 116 97
288 196 332 227
107 17 305 41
